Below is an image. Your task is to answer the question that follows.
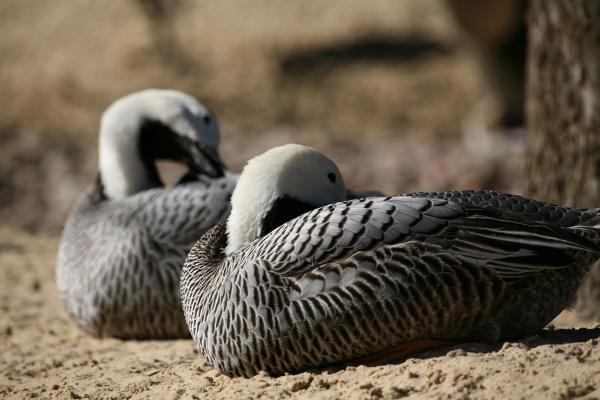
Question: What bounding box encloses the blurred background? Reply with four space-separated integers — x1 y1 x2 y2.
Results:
0 0 526 233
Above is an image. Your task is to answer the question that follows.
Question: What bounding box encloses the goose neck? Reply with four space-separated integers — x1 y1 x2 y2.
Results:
98 115 159 200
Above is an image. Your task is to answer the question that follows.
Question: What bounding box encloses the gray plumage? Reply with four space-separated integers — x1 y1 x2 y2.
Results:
59 175 235 338
402 190 600 242
181 150 600 376
57 89 236 339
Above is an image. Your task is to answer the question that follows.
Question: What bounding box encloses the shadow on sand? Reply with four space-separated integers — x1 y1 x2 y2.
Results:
315 327 600 375
279 33 450 77
408 326 600 361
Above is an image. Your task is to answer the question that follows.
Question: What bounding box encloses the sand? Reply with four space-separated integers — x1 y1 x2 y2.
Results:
1 228 599 400
1 1 599 398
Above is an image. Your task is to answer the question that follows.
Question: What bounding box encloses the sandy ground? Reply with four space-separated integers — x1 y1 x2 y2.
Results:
1 228 599 400
1 1 600 399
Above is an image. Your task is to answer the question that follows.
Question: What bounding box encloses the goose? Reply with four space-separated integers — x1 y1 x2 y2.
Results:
57 89 238 339
181 144 600 377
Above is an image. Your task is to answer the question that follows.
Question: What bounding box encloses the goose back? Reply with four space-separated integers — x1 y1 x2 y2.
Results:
58 174 236 339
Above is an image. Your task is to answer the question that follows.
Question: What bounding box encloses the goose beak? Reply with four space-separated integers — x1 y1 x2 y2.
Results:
187 141 226 179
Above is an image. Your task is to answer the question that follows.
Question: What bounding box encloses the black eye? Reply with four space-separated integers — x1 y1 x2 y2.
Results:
327 173 336 183
202 115 211 124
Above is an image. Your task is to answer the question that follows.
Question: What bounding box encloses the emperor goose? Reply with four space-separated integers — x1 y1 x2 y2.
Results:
57 89 237 339
181 143 600 377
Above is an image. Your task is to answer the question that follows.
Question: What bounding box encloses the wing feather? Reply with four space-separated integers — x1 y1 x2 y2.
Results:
247 196 598 284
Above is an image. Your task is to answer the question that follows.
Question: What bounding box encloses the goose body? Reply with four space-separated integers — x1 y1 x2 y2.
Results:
57 89 237 339
181 144 600 377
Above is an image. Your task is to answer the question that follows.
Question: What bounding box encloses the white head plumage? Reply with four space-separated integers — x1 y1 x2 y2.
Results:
99 89 221 199
225 144 347 255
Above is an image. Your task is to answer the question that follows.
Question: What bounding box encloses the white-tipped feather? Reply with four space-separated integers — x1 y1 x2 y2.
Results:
225 144 347 255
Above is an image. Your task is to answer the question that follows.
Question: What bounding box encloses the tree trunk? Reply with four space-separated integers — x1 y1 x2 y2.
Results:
526 1 600 320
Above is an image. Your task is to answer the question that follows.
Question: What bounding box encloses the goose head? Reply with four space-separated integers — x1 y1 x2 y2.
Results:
225 144 347 255
98 89 225 199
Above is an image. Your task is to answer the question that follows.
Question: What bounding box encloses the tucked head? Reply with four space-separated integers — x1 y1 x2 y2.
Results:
226 144 347 255
99 89 225 199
